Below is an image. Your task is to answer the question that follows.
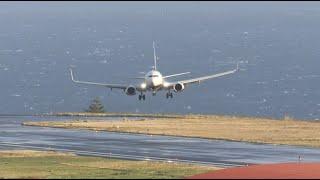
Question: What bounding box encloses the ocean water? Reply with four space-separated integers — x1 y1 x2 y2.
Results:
0 2 320 120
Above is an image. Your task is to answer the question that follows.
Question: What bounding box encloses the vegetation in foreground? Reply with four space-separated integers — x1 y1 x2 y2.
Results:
24 114 320 148
0 150 216 179
85 97 106 113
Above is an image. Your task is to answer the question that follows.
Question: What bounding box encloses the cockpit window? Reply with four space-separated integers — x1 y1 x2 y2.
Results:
148 75 159 77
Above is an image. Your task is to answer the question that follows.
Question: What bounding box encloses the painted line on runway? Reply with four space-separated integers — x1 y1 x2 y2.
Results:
0 141 249 168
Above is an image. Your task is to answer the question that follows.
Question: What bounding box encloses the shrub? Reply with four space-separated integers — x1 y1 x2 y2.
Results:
85 97 105 113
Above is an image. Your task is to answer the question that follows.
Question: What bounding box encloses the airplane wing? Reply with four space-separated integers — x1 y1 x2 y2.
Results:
170 63 239 86
69 68 128 90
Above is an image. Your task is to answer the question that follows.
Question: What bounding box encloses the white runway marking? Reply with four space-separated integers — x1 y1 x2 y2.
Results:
0 141 242 168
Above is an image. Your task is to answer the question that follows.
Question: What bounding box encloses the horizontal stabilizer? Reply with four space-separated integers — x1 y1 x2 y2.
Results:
130 77 145 79
163 72 190 78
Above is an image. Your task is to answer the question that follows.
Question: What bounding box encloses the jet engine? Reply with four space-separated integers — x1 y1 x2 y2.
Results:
173 83 185 92
125 86 136 95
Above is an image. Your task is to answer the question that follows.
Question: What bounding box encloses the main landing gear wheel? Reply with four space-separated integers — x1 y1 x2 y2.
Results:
138 94 146 101
166 92 173 99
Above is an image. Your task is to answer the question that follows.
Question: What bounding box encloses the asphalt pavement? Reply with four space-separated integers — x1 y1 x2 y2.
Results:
1 115 320 167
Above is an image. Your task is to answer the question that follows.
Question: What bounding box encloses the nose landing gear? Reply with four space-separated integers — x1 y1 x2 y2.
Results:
166 92 173 99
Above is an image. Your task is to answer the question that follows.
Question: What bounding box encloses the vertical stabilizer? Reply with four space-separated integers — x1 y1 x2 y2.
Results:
153 41 157 70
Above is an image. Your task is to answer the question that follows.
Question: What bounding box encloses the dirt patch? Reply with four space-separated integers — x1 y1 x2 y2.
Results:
187 163 320 179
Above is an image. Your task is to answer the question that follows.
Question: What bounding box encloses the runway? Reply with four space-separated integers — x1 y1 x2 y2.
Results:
1 115 320 168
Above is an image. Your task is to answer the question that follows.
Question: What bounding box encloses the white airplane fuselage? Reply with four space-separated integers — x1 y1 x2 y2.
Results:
145 70 164 90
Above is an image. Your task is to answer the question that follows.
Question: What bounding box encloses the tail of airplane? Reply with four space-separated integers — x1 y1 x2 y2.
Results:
153 41 157 70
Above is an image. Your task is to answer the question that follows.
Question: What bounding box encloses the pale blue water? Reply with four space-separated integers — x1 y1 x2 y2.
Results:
0 2 320 120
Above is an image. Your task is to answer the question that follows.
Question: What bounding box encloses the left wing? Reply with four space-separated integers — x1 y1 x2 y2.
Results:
169 63 239 86
69 68 128 90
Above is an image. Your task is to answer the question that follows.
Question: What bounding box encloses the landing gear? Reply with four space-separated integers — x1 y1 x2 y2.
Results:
138 93 146 101
166 92 173 99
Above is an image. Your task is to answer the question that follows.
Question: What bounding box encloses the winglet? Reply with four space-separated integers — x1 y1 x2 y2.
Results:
69 68 76 82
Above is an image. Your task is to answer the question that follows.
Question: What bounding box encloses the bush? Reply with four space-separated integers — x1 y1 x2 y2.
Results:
85 97 105 113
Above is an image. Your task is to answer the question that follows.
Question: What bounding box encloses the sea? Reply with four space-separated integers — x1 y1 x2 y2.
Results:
0 1 320 120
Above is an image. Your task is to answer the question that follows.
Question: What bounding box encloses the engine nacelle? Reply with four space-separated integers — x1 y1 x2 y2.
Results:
125 86 136 96
173 83 185 92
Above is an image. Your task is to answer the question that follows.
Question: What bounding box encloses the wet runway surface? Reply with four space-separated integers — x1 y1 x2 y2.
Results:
1 115 320 167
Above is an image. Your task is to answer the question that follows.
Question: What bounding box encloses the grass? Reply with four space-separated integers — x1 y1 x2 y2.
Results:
53 112 184 119
23 114 320 148
0 150 217 179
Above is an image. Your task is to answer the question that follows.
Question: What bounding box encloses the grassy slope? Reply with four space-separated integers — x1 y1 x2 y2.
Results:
0 150 216 179
24 115 320 148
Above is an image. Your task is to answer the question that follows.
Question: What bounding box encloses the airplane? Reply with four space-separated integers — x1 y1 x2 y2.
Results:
69 42 239 101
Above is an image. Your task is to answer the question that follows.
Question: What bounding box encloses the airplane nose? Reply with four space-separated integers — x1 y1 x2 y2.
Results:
151 80 156 87
152 79 160 87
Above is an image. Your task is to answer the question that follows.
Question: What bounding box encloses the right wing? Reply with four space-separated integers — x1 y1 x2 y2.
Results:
69 68 128 90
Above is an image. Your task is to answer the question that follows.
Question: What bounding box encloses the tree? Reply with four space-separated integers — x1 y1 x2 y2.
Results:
85 97 105 113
